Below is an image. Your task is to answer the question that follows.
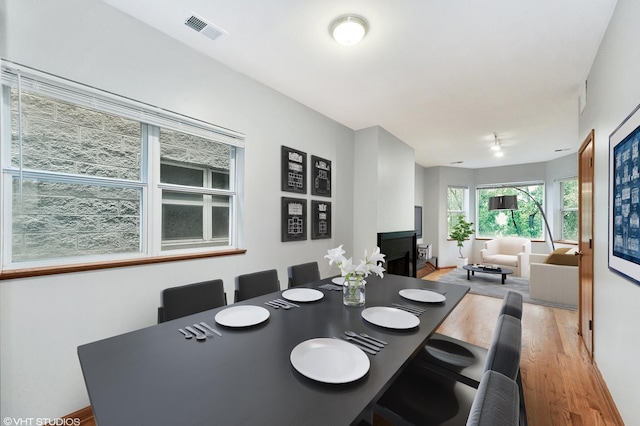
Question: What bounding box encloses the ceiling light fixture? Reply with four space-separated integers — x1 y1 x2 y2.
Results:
330 15 368 46
492 132 504 157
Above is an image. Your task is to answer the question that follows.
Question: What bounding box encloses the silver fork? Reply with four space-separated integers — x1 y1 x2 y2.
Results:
392 303 425 315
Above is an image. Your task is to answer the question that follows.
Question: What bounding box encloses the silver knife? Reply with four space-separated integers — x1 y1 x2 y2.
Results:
360 333 388 346
392 303 425 315
343 335 380 352
200 322 222 337
346 331 385 348
193 323 213 337
270 300 290 309
276 298 299 308
341 337 378 355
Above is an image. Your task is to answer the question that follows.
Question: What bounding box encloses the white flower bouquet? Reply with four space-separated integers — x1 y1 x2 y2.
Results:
324 245 386 283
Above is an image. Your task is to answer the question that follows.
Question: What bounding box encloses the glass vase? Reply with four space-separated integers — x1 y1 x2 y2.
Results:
343 276 366 307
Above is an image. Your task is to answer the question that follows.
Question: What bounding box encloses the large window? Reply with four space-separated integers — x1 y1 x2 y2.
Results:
447 186 468 236
476 183 545 239
560 178 578 242
1 61 244 269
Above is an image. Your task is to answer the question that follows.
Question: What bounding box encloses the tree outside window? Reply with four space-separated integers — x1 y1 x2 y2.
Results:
477 184 545 239
561 178 578 242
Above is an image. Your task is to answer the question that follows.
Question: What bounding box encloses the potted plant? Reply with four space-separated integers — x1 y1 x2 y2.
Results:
450 215 475 267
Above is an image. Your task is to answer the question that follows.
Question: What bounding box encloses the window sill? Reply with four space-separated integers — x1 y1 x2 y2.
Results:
0 249 247 281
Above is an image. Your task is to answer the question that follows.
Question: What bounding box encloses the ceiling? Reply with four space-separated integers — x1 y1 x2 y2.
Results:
100 0 617 169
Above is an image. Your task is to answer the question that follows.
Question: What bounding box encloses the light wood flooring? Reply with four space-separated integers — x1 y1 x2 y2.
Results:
417 268 624 425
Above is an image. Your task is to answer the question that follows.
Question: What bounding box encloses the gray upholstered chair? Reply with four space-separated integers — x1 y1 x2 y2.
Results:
157 279 227 323
234 269 280 302
500 291 524 320
375 313 523 425
417 291 523 387
467 370 520 426
287 261 321 288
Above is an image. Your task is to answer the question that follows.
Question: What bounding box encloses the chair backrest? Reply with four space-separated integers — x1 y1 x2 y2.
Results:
235 269 280 302
466 370 520 426
287 261 321 288
499 291 523 320
483 314 522 381
159 279 226 323
485 237 531 255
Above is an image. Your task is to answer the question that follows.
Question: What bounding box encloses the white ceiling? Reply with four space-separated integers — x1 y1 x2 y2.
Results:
101 0 616 169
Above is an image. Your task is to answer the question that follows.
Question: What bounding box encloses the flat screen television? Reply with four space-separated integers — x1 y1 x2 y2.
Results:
414 206 422 238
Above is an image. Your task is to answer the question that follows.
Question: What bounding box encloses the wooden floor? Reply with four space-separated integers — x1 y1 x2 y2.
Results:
72 268 624 426
413 268 623 426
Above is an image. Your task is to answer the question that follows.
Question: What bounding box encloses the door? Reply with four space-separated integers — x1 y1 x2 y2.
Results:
578 130 595 357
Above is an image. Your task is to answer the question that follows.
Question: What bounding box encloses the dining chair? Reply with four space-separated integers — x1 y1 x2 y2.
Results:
157 279 227 323
375 314 522 425
418 312 522 387
287 261 321 288
466 370 520 426
416 291 523 386
234 269 280 302
375 367 519 426
500 291 523 320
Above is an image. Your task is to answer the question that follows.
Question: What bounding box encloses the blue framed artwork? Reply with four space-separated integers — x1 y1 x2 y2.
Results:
609 103 640 286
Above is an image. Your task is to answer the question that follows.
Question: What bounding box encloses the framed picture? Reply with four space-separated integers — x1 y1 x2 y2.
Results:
311 155 331 197
281 197 307 242
311 200 332 239
609 103 640 286
281 146 307 194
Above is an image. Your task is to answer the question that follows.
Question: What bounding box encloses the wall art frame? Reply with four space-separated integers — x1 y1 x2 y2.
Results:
609 103 640 286
281 146 307 194
311 200 332 239
281 197 307 242
311 155 331 197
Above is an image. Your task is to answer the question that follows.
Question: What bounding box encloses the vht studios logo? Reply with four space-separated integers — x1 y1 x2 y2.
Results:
3 418 80 426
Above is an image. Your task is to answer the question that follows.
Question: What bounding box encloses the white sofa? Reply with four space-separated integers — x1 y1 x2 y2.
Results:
480 237 531 277
529 252 578 307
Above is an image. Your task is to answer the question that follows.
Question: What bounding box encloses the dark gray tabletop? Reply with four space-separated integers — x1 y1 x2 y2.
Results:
78 274 469 426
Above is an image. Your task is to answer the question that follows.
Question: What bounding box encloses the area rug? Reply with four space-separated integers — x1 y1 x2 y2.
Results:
423 268 577 311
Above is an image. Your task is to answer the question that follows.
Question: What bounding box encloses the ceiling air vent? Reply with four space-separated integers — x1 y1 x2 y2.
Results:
185 13 226 41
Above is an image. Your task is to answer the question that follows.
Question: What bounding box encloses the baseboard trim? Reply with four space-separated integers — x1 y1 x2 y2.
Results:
593 359 625 425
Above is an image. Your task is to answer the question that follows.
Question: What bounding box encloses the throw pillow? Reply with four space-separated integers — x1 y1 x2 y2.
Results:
544 247 578 266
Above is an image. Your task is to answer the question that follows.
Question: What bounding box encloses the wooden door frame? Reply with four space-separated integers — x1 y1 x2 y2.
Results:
578 129 595 357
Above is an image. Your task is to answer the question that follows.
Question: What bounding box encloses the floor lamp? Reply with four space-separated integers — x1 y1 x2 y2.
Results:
488 191 555 251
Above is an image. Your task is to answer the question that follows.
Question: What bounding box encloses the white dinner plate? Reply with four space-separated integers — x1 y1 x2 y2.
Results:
214 305 270 328
282 288 324 302
331 277 345 285
399 289 446 303
361 307 420 329
290 338 370 383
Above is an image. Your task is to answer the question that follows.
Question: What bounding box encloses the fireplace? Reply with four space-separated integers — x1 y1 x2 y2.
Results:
377 231 417 278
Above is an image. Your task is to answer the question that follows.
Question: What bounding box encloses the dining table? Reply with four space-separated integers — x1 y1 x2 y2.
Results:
77 273 469 426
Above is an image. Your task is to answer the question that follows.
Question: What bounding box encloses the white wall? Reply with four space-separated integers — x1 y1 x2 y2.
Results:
415 164 425 243
578 0 640 421
377 127 415 233
353 126 415 254
0 0 355 418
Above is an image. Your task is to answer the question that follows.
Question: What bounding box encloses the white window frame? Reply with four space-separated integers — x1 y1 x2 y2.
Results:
158 159 236 249
447 186 469 236
0 60 245 270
